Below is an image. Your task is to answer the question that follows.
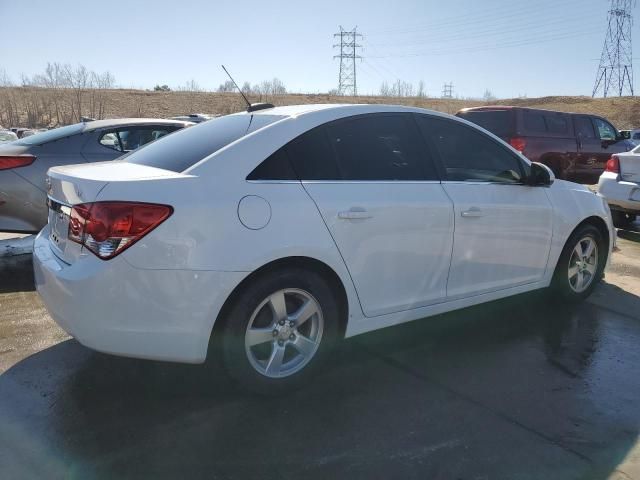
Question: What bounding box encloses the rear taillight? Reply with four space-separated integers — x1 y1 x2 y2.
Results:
509 137 526 152
68 201 172 260
605 155 620 173
0 155 36 170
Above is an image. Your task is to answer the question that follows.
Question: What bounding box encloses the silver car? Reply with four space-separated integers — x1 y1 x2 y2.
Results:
0 118 192 232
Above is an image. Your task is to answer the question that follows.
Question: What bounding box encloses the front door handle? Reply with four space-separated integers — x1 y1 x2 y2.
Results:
338 207 372 220
461 207 483 218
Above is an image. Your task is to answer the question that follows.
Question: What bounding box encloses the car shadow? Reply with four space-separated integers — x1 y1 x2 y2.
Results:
0 254 35 293
1 291 638 479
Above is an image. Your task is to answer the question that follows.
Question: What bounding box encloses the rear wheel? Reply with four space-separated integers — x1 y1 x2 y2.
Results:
551 224 606 301
612 210 636 229
219 268 340 395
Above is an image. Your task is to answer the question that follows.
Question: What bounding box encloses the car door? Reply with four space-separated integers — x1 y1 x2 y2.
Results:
82 125 179 162
287 113 454 317
416 114 553 299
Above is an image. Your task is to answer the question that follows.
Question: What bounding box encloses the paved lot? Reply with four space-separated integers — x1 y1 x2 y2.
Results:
1 226 640 479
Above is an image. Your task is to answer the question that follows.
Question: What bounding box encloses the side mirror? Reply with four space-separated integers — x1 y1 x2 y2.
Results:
527 162 555 186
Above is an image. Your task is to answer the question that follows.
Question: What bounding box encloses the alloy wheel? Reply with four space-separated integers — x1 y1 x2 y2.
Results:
244 288 324 378
568 236 598 293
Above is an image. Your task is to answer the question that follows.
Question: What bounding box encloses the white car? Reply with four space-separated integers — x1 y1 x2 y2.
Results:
597 148 640 228
33 104 614 394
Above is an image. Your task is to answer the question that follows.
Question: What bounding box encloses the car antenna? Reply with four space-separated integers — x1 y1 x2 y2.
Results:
221 65 274 113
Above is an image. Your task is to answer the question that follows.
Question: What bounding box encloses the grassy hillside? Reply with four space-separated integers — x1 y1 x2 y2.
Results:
2 87 640 129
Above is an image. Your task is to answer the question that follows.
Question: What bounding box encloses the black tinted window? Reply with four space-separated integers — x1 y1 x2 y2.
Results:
456 110 513 137
574 117 596 139
325 114 437 180
247 149 297 180
544 115 569 134
286 127 341 180
523 111 547 133
417 116 525 184
124 114 283 172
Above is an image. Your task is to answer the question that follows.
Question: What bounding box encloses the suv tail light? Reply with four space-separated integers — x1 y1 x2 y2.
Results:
605 155 620 173
68 201 173 260
509 137 526 152
0 155 36 170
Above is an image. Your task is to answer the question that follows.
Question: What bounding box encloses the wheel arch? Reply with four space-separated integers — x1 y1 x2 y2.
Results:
208 256 350 358
572 215 611 252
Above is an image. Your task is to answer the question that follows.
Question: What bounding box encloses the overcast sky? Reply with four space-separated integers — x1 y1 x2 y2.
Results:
0 0 622 98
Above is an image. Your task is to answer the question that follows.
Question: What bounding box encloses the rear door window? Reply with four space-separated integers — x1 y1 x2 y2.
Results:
325 114 437 181
544 115 569 135
574 117 596 139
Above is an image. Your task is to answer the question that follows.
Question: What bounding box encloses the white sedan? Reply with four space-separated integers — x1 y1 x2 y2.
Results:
597 147 640 228
33 104 614 394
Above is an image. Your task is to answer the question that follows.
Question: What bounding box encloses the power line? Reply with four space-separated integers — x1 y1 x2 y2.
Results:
593 0 635 97
366 28 600 59
333 26 363 96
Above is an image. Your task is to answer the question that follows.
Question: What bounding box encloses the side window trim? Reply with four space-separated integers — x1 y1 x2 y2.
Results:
416 114 529 185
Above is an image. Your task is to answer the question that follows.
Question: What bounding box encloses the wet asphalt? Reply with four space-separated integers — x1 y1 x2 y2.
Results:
1 228 640 479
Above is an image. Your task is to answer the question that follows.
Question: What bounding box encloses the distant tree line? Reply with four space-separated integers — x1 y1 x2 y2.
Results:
0 63 115 128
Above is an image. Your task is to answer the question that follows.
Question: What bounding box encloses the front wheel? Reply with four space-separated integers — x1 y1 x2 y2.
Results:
219 268 340 395
551 224 606 301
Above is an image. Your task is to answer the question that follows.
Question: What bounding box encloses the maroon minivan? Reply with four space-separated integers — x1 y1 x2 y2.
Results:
456 106 634 184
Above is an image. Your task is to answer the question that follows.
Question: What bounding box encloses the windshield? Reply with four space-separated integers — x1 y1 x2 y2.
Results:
14 123 84 145
124 114 284 172
0 132 17 142
457 110 513 137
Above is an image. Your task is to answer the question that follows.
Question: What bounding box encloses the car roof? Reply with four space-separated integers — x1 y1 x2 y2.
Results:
81 118 193 131
238 103 451 119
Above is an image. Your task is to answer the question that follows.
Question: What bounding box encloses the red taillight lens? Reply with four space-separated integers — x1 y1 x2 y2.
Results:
0 155 36 170
68 201 172 260
605 155 620 173
509 137 526 152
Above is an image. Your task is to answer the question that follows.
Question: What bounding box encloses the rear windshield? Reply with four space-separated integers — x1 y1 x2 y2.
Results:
457 110 513 137
14 123 84 145
123 114 284 172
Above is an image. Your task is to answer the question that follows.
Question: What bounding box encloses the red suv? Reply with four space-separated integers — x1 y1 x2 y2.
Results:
456 106 634 184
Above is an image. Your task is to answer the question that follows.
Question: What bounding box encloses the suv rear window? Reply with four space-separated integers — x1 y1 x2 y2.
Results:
456 110 513 137
123 114 284 172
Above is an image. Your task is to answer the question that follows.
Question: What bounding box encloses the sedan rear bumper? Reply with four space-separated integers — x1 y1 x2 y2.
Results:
33 227 247 363
598 173 640 213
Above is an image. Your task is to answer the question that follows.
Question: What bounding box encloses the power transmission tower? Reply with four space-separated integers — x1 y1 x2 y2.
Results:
593 0 635 97
442 82 454 98
333 26 362 96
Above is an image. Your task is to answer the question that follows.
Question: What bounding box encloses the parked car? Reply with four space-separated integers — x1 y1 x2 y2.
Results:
20 129 36 138
597 146 640 228
0 118 192 232
33 104 613 394
619 129 640 142
170 113 214 123
0 130 18 144
457 106 635 184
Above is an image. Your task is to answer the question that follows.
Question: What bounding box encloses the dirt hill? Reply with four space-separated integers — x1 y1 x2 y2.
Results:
2 87 640 129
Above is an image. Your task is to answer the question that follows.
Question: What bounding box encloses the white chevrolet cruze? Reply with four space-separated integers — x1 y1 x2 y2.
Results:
34 104 614 393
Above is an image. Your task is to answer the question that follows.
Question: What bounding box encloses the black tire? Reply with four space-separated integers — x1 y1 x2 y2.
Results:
612 210 636 229
218 267 341 395
551 224 607 302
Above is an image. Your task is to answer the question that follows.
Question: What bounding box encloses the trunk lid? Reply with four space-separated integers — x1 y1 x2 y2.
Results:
46 161 184 264
618 151 640 183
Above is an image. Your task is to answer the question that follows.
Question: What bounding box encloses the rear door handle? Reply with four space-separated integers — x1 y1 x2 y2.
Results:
338 207 372 220
461 207 483 218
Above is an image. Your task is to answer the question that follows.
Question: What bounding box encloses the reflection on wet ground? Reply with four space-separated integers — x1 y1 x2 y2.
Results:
1 286 640 479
